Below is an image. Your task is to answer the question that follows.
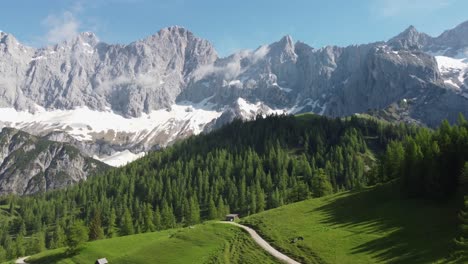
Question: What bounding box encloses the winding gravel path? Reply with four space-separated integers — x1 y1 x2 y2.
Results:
15 256 29 264
220 221 301 264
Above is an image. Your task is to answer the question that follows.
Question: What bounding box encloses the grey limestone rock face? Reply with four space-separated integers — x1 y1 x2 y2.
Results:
0 128 108 195
0 21 467 164
0 27 218 117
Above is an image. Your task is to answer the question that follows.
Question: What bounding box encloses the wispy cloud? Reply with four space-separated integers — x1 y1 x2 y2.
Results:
372 0 452 17
192 46 270 81
42 11 80 44
38 1 103 46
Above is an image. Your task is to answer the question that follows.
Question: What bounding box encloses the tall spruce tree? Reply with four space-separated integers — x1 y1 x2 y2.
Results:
311 169 333 197
143 203 155 232
154 207 162 231
50 222 66 249
120 209 135 236
89 209 104 240
161 201 176 229
66 220 88 255
106 208 117 238
187 197 200 226
208 198 218 220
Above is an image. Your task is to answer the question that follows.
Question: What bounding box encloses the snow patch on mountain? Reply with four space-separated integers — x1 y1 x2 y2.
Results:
236 98 285 119
435 55 468 89
0 102 222 166
94 150 145 167
436 56 468 73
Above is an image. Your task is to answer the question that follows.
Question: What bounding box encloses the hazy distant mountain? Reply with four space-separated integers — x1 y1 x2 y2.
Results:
0 21 467 165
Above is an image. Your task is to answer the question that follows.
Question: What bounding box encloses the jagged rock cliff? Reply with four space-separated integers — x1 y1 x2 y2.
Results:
0 128 108 195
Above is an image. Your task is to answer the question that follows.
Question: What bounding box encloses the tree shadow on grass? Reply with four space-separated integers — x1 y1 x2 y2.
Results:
27 251 69 264
308 183 460 264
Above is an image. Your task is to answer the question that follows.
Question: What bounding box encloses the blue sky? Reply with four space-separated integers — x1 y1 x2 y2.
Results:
1 0 468 56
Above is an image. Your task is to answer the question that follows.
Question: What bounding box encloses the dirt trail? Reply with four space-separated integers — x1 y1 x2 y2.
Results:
220 221 301 264
15 256 29 264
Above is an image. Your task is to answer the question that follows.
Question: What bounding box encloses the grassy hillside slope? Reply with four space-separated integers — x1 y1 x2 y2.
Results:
243 182 460 264
23 223 278 264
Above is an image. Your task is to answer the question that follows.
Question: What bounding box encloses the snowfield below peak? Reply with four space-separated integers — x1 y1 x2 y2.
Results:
435 55 468 90
94 150 146 167
0 104 222 166
236 98 286 119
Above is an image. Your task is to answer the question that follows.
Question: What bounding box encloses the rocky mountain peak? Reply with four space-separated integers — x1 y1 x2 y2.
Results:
435 20 468 48
0 32 20 48
51 32 100 52
0 31 34 61
76 31 100 46
268 35 297 63
147 25 197 44
159 25 190 35
141 26 217 57
279 35 294 46
388 25 430 50
405 25 418 33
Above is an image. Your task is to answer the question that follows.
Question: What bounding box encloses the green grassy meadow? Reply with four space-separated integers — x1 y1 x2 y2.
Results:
8 182 463 264
242 183 461 264
24 223 278 264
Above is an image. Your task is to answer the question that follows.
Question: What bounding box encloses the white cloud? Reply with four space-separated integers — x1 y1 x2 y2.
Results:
38 1 103 46
252 45 270 63
373 0 452 17
42 11 80 44
192 61 242 82
192 46 270 81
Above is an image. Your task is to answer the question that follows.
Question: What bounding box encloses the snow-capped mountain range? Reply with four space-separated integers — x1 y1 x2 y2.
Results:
1 22 468 166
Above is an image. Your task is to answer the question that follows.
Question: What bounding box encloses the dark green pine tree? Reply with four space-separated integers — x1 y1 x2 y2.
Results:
88 209 105 241
18 220 26 237
50 221 66 249
154 207 162 231
311 169 333 197
66 220 88 255
249 191 257 215
143 203 155 232
161 201 176 229
187 197 200 226
208 198 218 220
106 208 117 238
181 197 190 225
15 234 25 257
120 209 135 236
3 235 15 260
28 231 45 255
255 180 265 213
217 197 226 219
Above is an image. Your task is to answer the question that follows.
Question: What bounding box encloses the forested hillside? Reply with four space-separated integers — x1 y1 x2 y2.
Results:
0 114 412 260
378 116 468 199
1 113 467 262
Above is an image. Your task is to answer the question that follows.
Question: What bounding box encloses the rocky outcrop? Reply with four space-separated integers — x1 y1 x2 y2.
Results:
0 128 108 195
